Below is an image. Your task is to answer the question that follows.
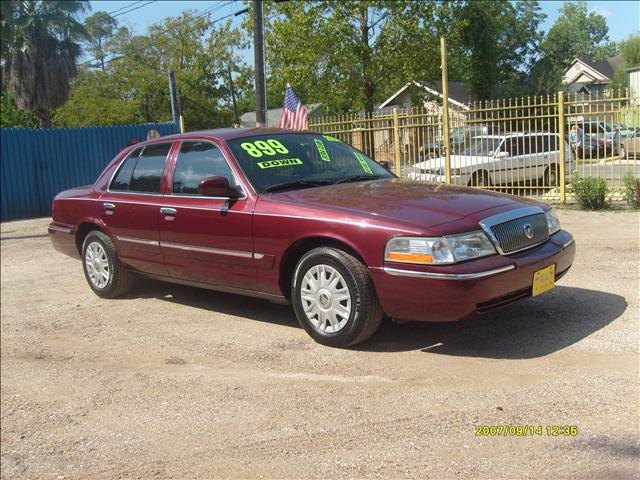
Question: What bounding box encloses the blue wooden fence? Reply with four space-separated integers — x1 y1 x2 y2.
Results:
1 123 177 221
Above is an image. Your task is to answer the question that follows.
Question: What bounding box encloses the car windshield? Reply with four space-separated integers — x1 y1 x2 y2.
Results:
462 137 502 156
226 133 393 193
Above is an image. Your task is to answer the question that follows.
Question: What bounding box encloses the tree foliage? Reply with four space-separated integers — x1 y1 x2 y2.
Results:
54 12 252 131
1 0 88 128
532 0 618 93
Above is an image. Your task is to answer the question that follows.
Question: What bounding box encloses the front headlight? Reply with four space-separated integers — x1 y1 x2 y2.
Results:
385 231 496 265
545 208 561 235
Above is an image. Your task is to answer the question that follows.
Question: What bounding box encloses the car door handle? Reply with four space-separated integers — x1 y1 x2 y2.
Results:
160 207 177 216
103 202 116 211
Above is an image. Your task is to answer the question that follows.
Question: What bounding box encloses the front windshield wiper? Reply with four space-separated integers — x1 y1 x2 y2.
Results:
333 174 380 184
264 180 332 193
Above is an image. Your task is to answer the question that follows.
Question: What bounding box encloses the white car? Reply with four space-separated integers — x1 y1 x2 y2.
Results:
408 132 574 187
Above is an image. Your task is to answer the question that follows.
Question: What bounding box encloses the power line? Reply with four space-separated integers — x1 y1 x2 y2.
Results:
82 1 158 30
80 1 241 69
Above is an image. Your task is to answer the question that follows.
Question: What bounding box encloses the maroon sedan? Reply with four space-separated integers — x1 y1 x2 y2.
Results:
49 129 575 347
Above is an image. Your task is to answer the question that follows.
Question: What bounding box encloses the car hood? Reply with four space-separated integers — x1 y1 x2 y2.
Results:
267 178 540 231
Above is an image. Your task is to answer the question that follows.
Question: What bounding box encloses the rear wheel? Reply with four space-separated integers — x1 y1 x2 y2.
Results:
469 171 492 187
543 164 559 187
291 247 383 347
82 230 135 298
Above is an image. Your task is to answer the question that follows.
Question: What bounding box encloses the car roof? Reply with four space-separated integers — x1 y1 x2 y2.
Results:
153 127 319 143
474 132 558 139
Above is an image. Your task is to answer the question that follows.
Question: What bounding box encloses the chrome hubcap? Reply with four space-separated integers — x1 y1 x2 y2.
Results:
85 241 110 289
301 264 352 333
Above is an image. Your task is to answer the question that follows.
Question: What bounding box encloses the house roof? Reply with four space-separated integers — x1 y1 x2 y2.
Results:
570 55 623 82
378 80 470 110
240 103 323 127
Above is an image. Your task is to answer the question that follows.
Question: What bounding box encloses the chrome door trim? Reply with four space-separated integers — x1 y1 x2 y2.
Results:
48 225 73 233
382 264 515 280
115 235 160 247
160 241 253 258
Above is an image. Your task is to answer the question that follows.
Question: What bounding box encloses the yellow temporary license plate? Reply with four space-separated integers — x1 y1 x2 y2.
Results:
532 264 556 296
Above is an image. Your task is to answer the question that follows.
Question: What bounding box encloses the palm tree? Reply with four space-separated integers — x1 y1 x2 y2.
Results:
1 1 88 128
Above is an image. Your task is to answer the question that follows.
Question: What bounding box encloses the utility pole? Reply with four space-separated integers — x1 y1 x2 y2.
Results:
227 65 240 127
440 37 451 184
253 0 266 127
168 71 184 133
168 70 180 128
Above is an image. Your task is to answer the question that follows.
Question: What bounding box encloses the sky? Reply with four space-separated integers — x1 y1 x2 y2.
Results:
83 0 640 63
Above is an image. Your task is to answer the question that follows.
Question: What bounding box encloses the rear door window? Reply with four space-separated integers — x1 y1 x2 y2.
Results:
173 142 235 195
111 147 142 191
129 143 172 193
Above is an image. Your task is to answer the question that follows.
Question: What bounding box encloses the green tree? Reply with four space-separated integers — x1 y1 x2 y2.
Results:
0 89 37 128
83 11 117 71
54 12 251 131
0 0 88 127
611 34 640 93
532 0 618 93
460 0 545 99
260 0 426 116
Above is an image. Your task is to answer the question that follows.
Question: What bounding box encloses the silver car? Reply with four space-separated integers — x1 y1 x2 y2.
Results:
409 132 574 187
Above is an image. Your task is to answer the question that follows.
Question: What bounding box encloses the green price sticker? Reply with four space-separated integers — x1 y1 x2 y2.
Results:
314 139 331 162
323 135 341 142
354 152 373 174
257 158 303 169
240 139 289 158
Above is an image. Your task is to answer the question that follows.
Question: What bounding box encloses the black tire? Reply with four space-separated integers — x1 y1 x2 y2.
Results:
543 164 559 187
468 171 491 187
81 230 135 298
291 247 383 348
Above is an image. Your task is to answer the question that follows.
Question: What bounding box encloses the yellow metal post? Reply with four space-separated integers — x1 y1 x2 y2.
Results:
179 115 185 133
557 91 566 203
392 108 401 175
440 37 451 184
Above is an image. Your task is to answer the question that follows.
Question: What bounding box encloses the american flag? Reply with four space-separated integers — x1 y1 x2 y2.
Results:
279 84 308 130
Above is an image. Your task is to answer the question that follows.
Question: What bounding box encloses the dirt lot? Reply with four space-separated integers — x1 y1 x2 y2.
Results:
1 210 638 479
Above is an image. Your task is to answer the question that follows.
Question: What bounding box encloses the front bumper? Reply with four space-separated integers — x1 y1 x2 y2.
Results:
369 230 575 322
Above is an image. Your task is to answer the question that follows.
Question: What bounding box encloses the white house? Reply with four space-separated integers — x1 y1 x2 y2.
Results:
563 56 624 95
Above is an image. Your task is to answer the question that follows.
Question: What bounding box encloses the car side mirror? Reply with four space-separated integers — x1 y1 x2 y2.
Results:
198 176 241 198
494 151 508 158
378 160 391 171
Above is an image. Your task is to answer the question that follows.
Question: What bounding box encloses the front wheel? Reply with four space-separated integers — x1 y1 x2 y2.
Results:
291 247 383 347
82 230 135 298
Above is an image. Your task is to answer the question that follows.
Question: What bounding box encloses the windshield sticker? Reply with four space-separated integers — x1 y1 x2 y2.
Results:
353 152 373 174
257 158 303 169
240 139 290 158
313 139 331 162
323 135 341 142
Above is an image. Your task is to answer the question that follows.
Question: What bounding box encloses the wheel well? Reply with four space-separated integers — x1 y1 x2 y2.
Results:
468 169 490 186
279 237 366 300
75 223 104 254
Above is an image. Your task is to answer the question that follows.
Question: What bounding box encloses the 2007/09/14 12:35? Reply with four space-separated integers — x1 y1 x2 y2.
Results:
475 425 579 436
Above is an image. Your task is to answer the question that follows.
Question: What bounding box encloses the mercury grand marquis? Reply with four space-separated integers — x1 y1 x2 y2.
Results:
49 128 576 347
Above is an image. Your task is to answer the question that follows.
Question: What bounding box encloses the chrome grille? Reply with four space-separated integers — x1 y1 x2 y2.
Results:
488 213 548 254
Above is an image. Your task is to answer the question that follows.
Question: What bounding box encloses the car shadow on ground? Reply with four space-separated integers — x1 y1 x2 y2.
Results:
129 283 626 359
360 286 627 358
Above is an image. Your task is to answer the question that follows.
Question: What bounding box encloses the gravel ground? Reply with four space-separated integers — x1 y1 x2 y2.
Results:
1 210 639 479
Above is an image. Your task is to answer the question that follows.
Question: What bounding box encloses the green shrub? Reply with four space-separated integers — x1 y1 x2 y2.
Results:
570 176 608 210
623 172 640 208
